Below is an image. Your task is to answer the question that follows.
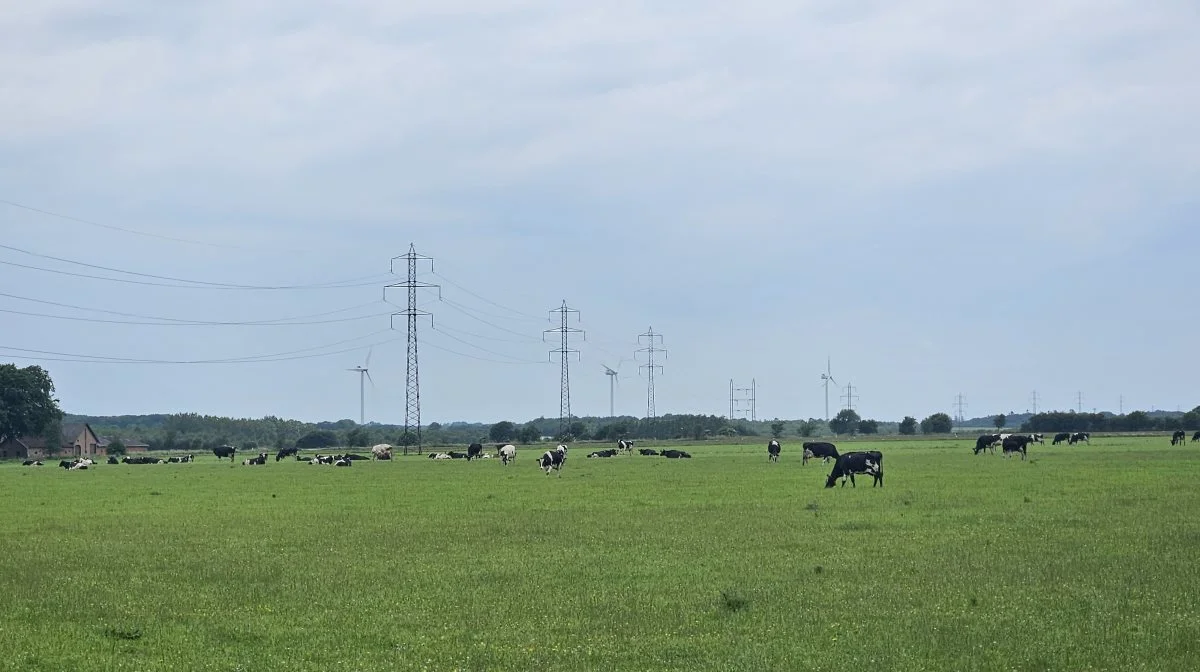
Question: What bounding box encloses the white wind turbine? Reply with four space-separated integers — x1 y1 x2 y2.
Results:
347 347 374 425
602 358 628 418
820 357 837 422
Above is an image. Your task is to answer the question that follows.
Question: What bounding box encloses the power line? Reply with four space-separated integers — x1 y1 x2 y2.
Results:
0 292 390 326
1 197 250 250
435 296 543 342
429 270 548 322
545 300 584 438
430 324 544 364
0 304 393 327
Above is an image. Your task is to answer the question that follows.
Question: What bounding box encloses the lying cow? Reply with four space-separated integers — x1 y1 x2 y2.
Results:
660 449 691 459
768 439 781 463
824 451 883 488
22 460 43 466
802 442 839 465
638 448 660 456
588 449 619 458
242 452 268 466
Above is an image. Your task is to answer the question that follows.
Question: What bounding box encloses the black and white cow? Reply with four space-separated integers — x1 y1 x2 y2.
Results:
498 444 516 465
801 441 839 465
824 451 883 488
334 456 353 467
587 449 618 458
1052 432 1071 445
213 445 237 461
660 449 692 459
22 460 43 466
1069 432 1090 445
617 439 635 453
276 446 299 461
466 443 484 461
1193 431 1200 443
974 434 1001 455
371 444 393 460
638 448 660 456
1002 435 1034 460
1029 433 1044 444
767 439 781 463
242 452 268 466
539 445 567 475
1171 430 1186 446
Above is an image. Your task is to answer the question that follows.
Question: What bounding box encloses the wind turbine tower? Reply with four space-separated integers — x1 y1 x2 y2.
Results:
820 357 837 421
347 349 373 425
602 360 625 418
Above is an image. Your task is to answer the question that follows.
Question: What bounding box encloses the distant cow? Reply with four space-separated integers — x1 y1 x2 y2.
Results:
334 456 353 467
213 445 237 461
802 442 839 465
660 449 692 459
276 446 299 461
242 452 268 466
588 449 618 458
1171 430 1186 445
617 439 635 453
1193 431 1200 443
498 444 516 465
22 460 43 466
768 440 781 463
1029 433 1044 444
446 451 468 460
371 444 393 460
106 456 119 464
539 445 567 475
824 451 883 488
1002 435 1034 460
1052 432 1071 445
466 443 484 461
1069 432 1090 445
638 448 659 456
974 434 1000 455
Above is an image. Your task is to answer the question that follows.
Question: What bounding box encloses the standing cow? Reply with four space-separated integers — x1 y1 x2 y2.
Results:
824 451 883 488
498 444 516 465
617 439 635 453
275 446 299 461
1052 432 1071 445
801 442 839 465
539 445 567 475
466 443 484 461
1171 430 1186 446
1002 435 1034 460
371 444 393 460
1193 431 1200 443
767 439 781 463
213 445 237 461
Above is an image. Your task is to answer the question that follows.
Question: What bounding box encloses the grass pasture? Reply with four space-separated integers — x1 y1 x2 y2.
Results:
2 437 1199 671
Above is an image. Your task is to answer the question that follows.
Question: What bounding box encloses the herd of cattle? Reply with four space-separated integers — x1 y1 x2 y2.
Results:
19 430 1196 486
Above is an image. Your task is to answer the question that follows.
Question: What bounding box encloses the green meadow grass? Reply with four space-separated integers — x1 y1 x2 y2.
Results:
1 438 1198 671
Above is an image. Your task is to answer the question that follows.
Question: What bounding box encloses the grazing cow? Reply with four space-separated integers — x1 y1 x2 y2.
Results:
1069 432 1090 445
371 444 393 460
1029 433 1044 444
617 439 635 453
213 445 237 461
638 448 659 456
587 449 618 458
660 449 692 459
1171 430 1186 445
242 452 268 466
824 451 883 488
801 442 839 465
539 445 567 475
1002 435 1035 460
498 444 516 465
22 460 43 466
466 443 484 461
1053 432 1071 445
276 446 299 461
768 440 781 463
1193 431 1200 443
107 456 120 464
974 434 1001 455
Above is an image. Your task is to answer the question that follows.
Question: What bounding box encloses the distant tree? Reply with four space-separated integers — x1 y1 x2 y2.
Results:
717 426 738 437
296 430 340 449
770 422 785 438
993 414 1006 430
898 416 918 435
106 439 127 456
921 413 953 435
243 441 259 450
0 364 63 446
857 419 879 435
427 422 442 431
566 421 588 441
517 423 540 445
489 421 516 443
828 409 861 436
1124 410 1151 431
796 420 819 438
346 427 372 448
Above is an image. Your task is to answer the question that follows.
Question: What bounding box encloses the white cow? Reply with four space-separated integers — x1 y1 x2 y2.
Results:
498 444 516 465
371 444 393 460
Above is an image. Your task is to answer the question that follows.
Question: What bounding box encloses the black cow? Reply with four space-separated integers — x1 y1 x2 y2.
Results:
824 451 883 488
1193 431 1200 443
213 445 237 461
106 456 120 464
768 440 781 463
539 445 567 475
1069 432 1090 445
638 448 659 456
1002 435 1034 460
974 434 1000 455
466 443 484 461
446 451 468 460
1171 430 1186 445
802 442 839 465
1052 432 1071 445
276 446 299 461
660 449 691 459
587 449 618 458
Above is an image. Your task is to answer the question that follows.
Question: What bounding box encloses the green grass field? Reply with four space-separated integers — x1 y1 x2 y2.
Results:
2 437 1198 671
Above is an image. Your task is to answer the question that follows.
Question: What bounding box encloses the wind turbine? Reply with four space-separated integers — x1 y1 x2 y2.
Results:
602 358 628 418
819 357 837 422
347 348 374 425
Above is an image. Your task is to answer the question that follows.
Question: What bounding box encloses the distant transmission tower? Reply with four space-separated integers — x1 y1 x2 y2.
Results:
1076 391 1084 413
544 301 583 439
735 379 756 421
842 382 860 412
637 328 665 418
385 244 438 454
1031 390 1039 415
728 379 735 420
953 393 968 423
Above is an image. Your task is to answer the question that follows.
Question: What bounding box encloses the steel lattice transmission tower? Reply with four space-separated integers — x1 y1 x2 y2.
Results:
544 301 583 439
637 327 666 419
385 244 438 454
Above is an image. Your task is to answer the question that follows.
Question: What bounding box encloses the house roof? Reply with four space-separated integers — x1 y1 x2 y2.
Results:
61 423 94 442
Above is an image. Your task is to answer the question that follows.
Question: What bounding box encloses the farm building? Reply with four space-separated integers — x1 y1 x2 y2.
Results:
0 423 104 460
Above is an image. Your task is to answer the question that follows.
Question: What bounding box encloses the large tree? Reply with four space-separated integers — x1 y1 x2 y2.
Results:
489 421 516 443
921 413 953 435
993 414 1006 430
828 409 861 435
898 416 918 435
0 364 63 446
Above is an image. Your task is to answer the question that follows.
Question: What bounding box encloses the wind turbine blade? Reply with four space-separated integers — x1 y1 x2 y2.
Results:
365 346 373 368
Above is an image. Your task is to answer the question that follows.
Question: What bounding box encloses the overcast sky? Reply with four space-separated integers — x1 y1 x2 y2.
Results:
2 1 1197 426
